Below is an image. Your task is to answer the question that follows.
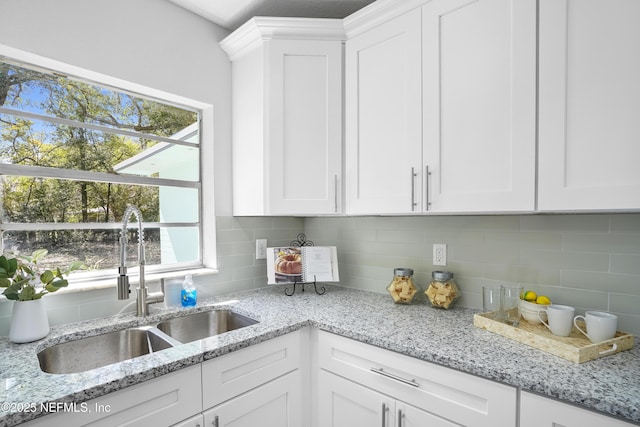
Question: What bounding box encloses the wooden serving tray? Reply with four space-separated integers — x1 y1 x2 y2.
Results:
473 311 634 363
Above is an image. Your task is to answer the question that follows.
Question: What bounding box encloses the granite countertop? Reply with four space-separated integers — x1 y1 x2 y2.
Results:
0 285 638 426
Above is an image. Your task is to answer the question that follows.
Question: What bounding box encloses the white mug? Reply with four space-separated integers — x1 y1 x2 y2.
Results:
537 305 575 337
573 311 618 343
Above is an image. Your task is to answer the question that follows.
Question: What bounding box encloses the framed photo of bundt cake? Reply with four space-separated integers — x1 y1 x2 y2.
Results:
267 246 339 284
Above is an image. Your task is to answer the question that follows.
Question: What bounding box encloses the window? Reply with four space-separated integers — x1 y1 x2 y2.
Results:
0 57 204 283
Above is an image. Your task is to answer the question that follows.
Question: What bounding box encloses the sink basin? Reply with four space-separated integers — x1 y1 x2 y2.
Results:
156 310 258 344
37 326 177 374
37 310 259 374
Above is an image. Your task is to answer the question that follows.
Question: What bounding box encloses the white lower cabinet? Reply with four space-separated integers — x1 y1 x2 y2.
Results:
21 328 636 427
203 370 302 427
171 414 204 427
201 328 306 427
201 329 303 409
317 330 517 427
319 370 456 427
520 391 635 427
22 364 202 427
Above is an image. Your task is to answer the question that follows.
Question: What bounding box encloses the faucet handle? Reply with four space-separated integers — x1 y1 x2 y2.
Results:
117 275 130 300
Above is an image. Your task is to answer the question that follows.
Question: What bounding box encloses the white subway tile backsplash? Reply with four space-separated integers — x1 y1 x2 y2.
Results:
561 270 640 295
611 254 640 274
305 214 640 335
519 249 610 272
520 214 611 232
611 214 640 234
610 292 640 314
564 232 640 254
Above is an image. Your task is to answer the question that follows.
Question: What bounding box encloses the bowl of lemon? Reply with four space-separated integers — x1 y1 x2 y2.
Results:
519 290 551 324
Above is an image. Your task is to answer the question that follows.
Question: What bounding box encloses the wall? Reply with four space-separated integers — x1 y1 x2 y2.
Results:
305 214 640 335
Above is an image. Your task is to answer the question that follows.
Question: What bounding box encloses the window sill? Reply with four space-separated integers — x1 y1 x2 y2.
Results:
0 267 219 302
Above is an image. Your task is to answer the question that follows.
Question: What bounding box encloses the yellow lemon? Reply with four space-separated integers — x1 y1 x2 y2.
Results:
536 295 551 305
523 290 537 302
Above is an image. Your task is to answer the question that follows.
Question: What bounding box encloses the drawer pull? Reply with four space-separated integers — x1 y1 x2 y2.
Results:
381 402 388 427
397 409 404 427
371 367 420 388
212 415 219 427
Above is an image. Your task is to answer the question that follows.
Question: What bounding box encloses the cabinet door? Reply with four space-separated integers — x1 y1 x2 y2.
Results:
422 0 536 212
396 402 458 427
318 371 459 427
203 370 302 427
318 370 392 427
267 39 343 215
520 392 635 427
538 0 640 210
345 9 423 214
172 413 205 427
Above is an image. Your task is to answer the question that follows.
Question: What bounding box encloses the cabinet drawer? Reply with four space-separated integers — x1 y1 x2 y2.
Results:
318 331 516 427
23 364 202 427
520 392 635 427
202 329 303 408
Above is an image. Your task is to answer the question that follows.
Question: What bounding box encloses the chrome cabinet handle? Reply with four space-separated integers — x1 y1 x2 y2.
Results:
397 409 403 427
381 403 388 427
212 415 219 427
411 167 418 211
425 165 432 211
371 367 420 387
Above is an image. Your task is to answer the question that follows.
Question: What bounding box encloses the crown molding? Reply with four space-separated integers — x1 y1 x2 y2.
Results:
343 0 429 38
220 17 346 61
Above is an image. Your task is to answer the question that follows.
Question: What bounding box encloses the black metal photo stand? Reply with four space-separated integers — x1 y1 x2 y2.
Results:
284 234 326 296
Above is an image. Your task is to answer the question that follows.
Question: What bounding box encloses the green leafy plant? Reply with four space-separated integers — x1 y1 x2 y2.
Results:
0 249 84 301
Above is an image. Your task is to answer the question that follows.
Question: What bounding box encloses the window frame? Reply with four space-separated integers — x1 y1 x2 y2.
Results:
0 44 217 291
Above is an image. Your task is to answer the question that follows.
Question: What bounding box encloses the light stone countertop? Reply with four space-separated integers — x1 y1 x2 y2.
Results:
0 285 638 426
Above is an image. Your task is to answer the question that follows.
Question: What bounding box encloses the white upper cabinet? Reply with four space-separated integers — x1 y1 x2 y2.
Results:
538 0 640 211
221 18 344 216
223 0 640 216
422 0 536 212
345 9 423 214
344 0 536 214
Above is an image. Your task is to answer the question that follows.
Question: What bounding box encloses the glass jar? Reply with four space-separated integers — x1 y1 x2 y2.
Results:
387 268 417 304
425 271 459 309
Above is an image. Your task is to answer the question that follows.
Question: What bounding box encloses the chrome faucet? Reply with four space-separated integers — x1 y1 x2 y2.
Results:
117 205 164 316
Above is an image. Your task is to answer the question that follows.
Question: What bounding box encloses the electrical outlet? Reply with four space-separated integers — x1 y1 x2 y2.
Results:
433 243 447 266
256 239 268 260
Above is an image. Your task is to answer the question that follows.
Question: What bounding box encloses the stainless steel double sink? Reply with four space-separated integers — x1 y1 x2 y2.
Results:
37 310 258 374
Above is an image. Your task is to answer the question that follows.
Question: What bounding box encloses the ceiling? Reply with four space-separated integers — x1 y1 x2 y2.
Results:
169 0 377 31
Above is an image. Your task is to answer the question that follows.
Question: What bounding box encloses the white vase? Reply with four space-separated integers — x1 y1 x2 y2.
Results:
9 299 50 343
